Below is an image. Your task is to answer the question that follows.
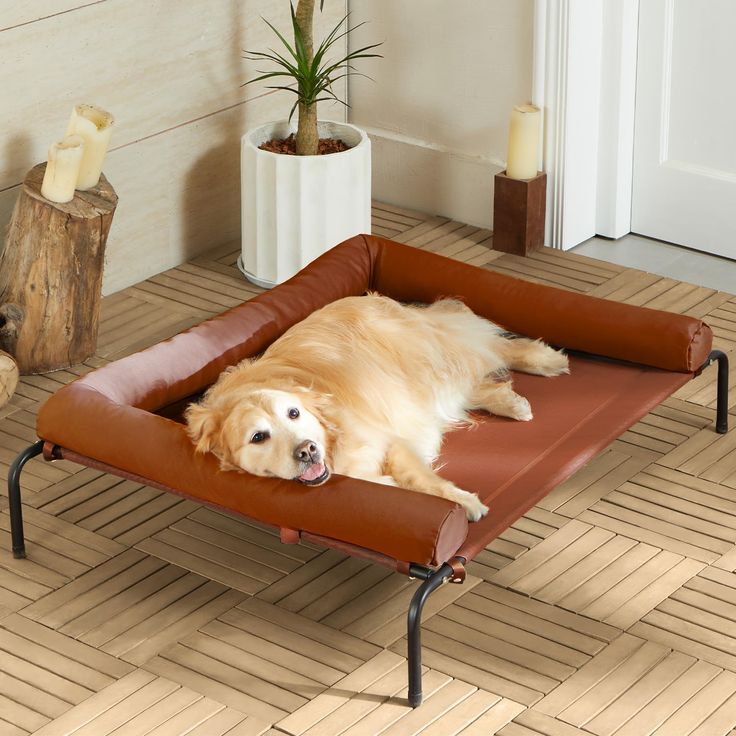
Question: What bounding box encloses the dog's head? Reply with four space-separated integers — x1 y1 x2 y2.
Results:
185 387 334 485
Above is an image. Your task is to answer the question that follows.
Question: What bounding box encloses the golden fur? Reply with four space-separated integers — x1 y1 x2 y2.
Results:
185 294 569 521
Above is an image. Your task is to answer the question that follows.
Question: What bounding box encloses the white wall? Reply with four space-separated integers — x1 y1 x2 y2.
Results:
0 1 346 294
348 0 534 228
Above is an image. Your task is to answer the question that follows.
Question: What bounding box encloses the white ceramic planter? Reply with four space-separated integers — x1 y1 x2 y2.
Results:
240 120 372 288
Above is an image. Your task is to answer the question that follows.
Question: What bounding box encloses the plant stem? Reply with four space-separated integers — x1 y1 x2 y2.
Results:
295 0 319 155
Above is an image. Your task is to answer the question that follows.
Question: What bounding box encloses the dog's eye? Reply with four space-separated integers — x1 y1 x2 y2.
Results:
250 431 269 444
288 408 300 419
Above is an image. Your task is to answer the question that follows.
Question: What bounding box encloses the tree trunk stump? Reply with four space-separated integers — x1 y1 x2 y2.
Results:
0 350 19 409
0 162 117 374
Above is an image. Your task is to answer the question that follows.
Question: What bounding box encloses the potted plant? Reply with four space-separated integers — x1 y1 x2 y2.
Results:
239 1 381 287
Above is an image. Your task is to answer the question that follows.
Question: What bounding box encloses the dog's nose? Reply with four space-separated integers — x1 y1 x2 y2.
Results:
294 440 318 463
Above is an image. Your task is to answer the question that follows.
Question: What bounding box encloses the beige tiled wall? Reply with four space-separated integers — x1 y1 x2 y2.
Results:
348 0 534 229
0 0 347 294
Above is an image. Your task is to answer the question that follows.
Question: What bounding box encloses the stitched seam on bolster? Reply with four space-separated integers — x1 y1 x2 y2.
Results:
687 322 705 372
432 507 464 567
75 381 124 406
361 233 377 290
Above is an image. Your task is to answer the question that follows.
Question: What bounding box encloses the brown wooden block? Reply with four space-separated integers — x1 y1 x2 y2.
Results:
492 170 547 255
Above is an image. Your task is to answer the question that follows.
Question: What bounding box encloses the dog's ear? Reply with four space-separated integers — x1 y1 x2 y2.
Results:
298 388 333 422
185 402 223 454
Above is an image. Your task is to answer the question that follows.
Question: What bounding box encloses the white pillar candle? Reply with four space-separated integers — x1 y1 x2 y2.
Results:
40 135 85 204
506 104 541 180
66 104 114 190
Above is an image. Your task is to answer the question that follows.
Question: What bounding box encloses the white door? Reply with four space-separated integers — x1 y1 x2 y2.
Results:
632 0 736 259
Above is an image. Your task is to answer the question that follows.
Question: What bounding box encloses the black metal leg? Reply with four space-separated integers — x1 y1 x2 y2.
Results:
8 440 44 559
407 562 455 708
710 350 729 434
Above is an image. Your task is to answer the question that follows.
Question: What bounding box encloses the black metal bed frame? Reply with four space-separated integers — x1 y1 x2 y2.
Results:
5 350 730 708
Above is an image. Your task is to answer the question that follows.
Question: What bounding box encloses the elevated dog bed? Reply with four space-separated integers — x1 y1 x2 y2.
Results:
8 234 728 707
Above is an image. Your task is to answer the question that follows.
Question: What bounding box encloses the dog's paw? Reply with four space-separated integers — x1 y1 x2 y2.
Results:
510 396 533 421
454 489 490 522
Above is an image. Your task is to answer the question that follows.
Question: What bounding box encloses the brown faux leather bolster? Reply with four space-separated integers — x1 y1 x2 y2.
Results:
367 235 713 373
37 383 468 567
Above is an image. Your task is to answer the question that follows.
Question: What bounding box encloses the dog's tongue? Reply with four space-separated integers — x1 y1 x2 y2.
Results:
299 463 325 482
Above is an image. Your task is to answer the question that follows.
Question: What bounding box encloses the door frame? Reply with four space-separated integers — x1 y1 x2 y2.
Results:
533 0 639 249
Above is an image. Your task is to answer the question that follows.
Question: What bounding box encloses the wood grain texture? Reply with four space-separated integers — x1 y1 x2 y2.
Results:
0 164 117 372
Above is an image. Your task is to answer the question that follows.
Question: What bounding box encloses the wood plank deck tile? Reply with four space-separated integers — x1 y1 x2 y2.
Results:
578 499 728 564
0 564 53 618
450 696 526 735
449 242 496 265
586 269 661 302
556 640 674 729
646 671 736 736
469 507 571 579
422 223 487 253
257 549 350 604
142 603 383 727
0 613 134 684
680 362 736 414
389 583 618 707
522 656 733 735
373 201 430 222
136 522 293 595
500 709 589 735
2 202 736 735
26 467 199 545
230 599 381 670
339 571 481 648
276 651 414 735
630 567 736 674
492 520 593 589
539 449 651 518
526 248 624 279
300 664 425 735
0 615 137 734
0 508 126 599
276 652 502 736
30 670 270 736
144 650 292 724
20 548 246 665
497 252 609 288
392 216 454 245
483 263 576 292
574 464 736 565
534 633 647 717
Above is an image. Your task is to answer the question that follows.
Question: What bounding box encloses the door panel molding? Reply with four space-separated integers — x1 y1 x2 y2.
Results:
658 0 675 162
533 0 639 248
632 0 736 258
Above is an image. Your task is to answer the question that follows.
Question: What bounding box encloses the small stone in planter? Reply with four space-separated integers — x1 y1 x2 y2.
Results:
259 133 351 155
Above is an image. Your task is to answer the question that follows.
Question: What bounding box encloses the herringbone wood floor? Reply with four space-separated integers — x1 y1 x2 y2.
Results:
2 203 736 735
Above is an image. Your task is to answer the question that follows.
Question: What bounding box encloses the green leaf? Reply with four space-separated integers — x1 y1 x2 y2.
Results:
243 2 382 112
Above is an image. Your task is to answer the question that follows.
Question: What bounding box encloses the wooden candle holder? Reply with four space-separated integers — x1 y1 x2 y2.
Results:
492 170 547 256
0 163 117 374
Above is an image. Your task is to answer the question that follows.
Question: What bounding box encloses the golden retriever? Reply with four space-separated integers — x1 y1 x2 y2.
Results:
185 294 568 521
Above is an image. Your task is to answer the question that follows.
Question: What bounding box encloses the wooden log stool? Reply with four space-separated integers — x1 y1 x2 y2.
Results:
0 163 117 374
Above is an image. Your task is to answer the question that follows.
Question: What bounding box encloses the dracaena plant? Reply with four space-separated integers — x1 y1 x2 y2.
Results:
244 0 381 156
